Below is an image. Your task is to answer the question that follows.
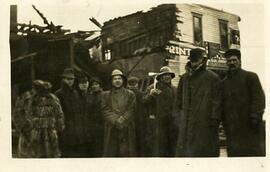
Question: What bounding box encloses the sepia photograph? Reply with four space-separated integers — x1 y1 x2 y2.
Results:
0 0 269 171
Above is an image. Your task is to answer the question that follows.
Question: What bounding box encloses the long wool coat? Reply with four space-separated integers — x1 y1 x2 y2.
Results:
142 82 178 157
221 69 265 156
76 90 95 156
175 68 221 157
130 88 145 157
101 87 136 157
55 84 83 149
88 90 104 157
13 91 65 158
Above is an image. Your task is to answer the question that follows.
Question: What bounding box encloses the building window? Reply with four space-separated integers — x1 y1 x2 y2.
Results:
104 49 111 61
193 14 203 46
219 20 229 50
231 29 240 45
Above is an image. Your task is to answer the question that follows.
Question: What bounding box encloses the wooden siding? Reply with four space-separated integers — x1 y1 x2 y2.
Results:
101 4 241 86
175 4 240 45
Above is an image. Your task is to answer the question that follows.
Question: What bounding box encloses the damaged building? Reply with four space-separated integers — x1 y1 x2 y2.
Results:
100 4 241 87
10 5 102 99
10 4 241 94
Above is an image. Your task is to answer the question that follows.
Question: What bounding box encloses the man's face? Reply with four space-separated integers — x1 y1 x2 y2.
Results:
91 82 101 92
63 77 74 88
190 57 203 68
78 81 89 91
112 75 124 88
226 55 241 70
160 74 172 84
127 83 138 90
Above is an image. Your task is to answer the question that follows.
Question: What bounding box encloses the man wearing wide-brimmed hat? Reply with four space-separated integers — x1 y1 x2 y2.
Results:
55 68 81 157
175 48 221 157
142 66 178 157
101 69 136 157
221 49 265 157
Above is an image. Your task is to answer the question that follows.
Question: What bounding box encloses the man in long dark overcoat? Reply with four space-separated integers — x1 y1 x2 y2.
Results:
175 48 221 157
221 49 265 157
142 66 178 157
127 76 145 157
55 68 82 157
88 77 104 157
76 73 93 157
101 69 136 157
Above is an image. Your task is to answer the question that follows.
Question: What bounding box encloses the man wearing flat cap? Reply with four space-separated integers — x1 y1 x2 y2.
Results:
142 66 178 157
221 49 265 157
101 69 136 157
175 48 221 157
55 68 81 157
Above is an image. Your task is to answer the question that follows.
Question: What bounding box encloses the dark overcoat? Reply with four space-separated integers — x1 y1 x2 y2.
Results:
142 82 178 157
75 90 95 157
221 69 265 156
55 84 82 152
175 68 221 157
130 88 145 157
88 90 104 157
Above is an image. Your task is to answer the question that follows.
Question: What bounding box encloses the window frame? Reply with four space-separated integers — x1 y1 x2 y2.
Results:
219 19 229 50
192 12 203 47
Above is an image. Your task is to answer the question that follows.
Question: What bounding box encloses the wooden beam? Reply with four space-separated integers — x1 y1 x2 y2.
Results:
11 52 37 63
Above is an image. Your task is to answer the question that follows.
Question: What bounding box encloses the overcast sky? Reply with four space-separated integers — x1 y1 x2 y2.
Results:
9 0 266 89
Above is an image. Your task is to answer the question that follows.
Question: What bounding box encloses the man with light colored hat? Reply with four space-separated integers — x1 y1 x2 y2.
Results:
175 48 221 157
142 66 178 157
101 69 136 157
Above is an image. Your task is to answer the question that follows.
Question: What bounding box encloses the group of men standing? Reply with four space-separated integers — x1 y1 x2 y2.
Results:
13 69 104 158
13 48 265 158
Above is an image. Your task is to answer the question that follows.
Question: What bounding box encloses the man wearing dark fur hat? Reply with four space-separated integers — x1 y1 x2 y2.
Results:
101 69 136 157
88 77 104 157
75 73 93 157
13 80 65 158
221 49 265 157
175 48 221 157
142 66 178 157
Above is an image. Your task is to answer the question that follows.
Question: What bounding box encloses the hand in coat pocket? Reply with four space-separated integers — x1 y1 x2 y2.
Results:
210 119 219 127
249 117 261 129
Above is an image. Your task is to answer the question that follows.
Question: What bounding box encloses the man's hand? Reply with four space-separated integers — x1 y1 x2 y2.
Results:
210 119 219 127
115 116 126 130
57 124 65 133
150 89 162 96
250 118 261 129
118 116 125 124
